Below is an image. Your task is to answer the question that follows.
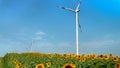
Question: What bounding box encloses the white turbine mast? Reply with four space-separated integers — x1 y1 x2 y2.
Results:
30 38 41 52
57 0 82 55
31 38 34 52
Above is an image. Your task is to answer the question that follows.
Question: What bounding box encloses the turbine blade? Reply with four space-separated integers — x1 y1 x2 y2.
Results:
79 23 82 32
78 18 82 32
76 3 80 10
80 0 82 4
76 0 82 10
57 6 75 12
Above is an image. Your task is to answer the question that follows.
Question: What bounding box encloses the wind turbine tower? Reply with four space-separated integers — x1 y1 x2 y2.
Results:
58 0 82 55
31 38 34 52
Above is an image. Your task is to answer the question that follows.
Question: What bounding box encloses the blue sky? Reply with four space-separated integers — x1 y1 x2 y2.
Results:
0 0 120 56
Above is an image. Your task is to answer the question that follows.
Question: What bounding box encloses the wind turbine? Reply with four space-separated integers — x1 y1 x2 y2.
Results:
57 0 82 55
30 37 42 52
31 38 34 52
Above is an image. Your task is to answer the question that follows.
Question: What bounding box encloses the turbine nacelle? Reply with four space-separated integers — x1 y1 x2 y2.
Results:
75 9 80 12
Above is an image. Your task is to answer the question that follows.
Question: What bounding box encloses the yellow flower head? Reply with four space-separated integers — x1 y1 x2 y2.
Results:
22 66 26 68
99 54 104 59
13 59 17 64
15 65 20 68
70 54 77 58
103 54 109 61
109 54 113 59
63 64 76 68
91 54 97 60
63 54 70 58
46 62 51 67
76 55 81 60
35 64 44 68
113 56 119 62
48 54 54 59
115 63 120 68
86 54 91 59
110 54 113 57
17 63 21 67
82 57 86 62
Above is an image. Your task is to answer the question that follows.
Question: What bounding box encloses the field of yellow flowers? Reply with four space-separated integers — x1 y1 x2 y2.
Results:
1 53 120 68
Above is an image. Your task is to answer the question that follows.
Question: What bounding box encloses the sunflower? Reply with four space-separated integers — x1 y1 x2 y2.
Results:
17 63 21 67
86 54 91 59
81 57 86 62
35 64 45 68
109 54 113 59
115 63 120 68
109 54 113 57
76 55 81 60
91 54 97 60
22 66 26 68
15 66 20 68
99 54 104 59
63 54 70 58
48 54 54 59
13 59 17 64
103 54 109 61
70 54 77 58
113 56 119 62
63 64 76 68
46 62 51 67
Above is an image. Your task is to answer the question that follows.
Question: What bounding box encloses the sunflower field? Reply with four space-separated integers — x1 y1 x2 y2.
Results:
1 52 120 68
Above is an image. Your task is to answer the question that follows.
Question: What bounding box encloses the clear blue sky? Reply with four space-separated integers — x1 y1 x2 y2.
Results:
0 0 120 56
